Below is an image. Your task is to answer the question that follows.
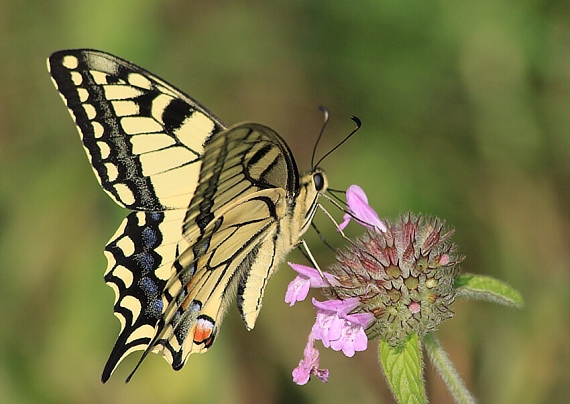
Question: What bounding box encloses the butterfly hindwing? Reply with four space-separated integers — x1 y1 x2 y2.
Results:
101 209 190 382
48 49 225 210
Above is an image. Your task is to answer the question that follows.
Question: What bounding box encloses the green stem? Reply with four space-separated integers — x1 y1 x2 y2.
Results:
423 333 476 404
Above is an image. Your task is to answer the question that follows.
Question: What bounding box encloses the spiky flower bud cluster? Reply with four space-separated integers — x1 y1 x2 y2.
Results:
326 214 463 346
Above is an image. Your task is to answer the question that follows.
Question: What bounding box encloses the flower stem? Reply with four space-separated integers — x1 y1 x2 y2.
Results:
423 333 476 404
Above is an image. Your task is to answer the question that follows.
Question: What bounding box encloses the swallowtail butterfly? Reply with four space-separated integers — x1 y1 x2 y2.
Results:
48 49 327 382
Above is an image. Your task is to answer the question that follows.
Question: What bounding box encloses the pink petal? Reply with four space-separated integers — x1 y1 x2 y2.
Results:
312 310 342 346
338 213 352 231
292 334 329 385
292 363 311 385
288 262 338 287
312 297 361 316
344 312 375 327
409 301 421 314
285 276 311 306
343 185 387 232
352 328 369 352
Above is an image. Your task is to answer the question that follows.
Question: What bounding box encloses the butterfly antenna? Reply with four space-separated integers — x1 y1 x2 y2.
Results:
313 116 361 168
311 106 330 169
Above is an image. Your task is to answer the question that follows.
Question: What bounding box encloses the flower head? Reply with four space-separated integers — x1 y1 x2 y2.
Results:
287 185 463 385
327 212 463 345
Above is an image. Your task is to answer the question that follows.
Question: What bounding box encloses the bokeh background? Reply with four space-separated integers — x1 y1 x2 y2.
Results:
1 1 568 403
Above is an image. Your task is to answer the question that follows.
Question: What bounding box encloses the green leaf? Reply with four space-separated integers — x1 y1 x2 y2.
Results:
424 333 477 404
454 274 524 308
379 334 427 404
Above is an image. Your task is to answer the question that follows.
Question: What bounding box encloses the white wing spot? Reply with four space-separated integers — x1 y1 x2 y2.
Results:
104 84 144 101
116 234 136 257
150 94 174 121
114 183 136 206
135 211 147 226
77 88 89 102
62 55 79 69
83 103 97 120
121 116 163 135
113 265 134 289
131 133 175 155
114 308 126 328
70 71 83 86
92 121 104 138
91 70 109 85
105 163 119 182
121 296 142 324
174 112 214 153
126 324 155 345
139 146 194 177
107 281 121 305
98 141 111 159
104 219 128 275
112 100 139 117
128 72 153 89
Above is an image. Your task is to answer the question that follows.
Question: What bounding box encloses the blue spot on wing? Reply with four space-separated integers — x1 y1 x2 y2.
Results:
139 276 163 319
140 277 159 296
150 212 162 221
142 227 157 248
149 299 164 318
136 252 155 274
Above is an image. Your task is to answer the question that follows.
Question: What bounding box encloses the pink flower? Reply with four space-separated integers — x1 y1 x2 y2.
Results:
338 185 387 232
291 298 374 385
311 298 374 357
287 185 384 385
329 312 374 357
285 263 338 306
292 335 329 385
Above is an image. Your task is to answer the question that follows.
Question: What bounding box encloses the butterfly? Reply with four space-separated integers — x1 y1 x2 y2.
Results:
48 49 328 382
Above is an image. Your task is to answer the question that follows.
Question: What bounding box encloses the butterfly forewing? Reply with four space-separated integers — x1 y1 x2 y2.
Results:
48 49 327 382
48 49 225 210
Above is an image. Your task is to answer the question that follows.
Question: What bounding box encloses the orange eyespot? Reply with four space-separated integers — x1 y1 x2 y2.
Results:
193 316 216 348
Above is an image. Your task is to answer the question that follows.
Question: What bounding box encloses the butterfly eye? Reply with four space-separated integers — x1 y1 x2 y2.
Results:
313 172 325 191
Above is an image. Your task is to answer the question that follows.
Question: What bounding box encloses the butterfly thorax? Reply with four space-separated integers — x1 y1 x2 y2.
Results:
286 168 328 244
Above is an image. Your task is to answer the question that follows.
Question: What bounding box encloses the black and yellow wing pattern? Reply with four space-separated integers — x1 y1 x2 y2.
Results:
48 49 327 382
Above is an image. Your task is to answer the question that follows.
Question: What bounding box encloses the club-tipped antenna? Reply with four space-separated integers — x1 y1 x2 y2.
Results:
313 116 361 169
311 106 330 169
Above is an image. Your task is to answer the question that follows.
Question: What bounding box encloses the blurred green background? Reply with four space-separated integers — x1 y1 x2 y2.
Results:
1 1 568 403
